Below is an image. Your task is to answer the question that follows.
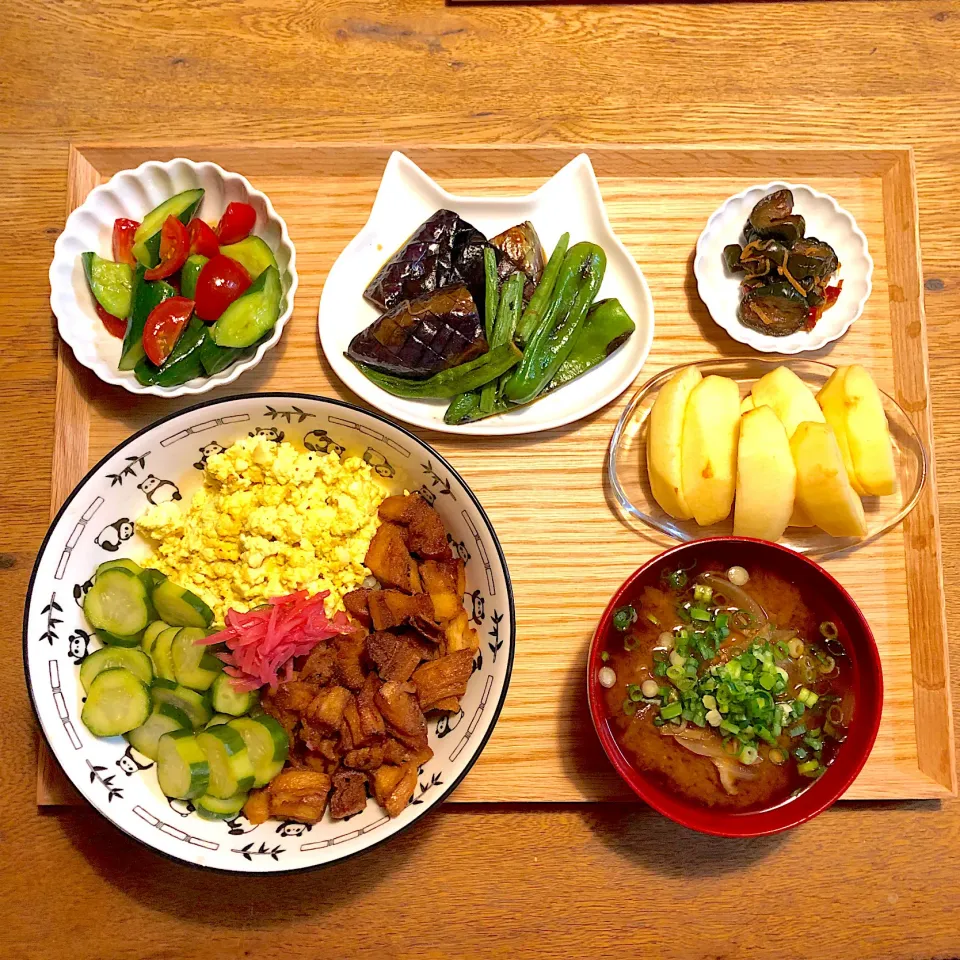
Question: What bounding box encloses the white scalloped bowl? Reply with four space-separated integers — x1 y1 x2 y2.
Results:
50 158 298 397
319 151 654 436
694 182 872 354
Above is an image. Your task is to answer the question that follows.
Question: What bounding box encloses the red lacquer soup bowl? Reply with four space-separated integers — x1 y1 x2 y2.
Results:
586 538 883 837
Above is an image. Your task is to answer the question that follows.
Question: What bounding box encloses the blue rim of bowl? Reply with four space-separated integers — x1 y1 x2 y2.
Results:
22 391 516 875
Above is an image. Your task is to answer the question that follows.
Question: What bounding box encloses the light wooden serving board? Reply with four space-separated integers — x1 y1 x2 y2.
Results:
38 144 955 805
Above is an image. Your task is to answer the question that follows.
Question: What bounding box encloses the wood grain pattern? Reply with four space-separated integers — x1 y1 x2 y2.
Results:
35 144 954 808
4 1 960 957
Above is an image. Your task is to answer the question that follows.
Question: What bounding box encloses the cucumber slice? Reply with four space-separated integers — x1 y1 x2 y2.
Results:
83 567 150 637
180 254 208 300
157 730 210 799
172 626 222 691
140 568 168 594
150 625 180 681
219 237 278 280
80 646 153 693
82 252 134 319
206 713 233 727
120 267 176 371
197 725 256 798
95 627 143 648
131 188 205 268
152 578 214 627
125 702 192 761
197 331 253 377
211 672 257 716
212 265 281 348
195 790 249 821
97 558 143 577
80 667 151 738
135 315 206 388
228 715 288 787
141 619 170 655
150 682 212 729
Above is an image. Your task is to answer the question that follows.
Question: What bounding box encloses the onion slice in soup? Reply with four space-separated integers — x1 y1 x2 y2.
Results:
661 725 759 796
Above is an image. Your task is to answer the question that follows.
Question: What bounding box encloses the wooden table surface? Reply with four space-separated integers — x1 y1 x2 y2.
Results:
3 2 960 957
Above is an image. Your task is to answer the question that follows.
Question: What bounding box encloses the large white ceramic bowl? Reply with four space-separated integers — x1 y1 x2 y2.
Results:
23 394 515 872
694 181 872 354
50 158 298 397
319 151 655 436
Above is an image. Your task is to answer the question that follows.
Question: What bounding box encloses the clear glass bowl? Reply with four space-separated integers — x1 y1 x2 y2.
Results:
607 357 927 559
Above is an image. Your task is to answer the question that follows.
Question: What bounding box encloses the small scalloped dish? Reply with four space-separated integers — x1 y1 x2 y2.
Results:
319 151 654 436
49 158 298 397
607 358 926 559
695 182 872 354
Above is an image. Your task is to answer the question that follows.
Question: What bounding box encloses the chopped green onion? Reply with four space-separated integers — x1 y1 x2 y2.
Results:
654 660 668 677
720 719 740 736
793 746 809 760
788 638 804 659
666 569 688 591
693 584 713 604
623 634 639 652
627 684 643 702
641 679 660 699
797 759 821 777
600 651 609 662
797 687 819 707
827 704 844 725
690 607 711 622
769 747 787 765
702 694 717 710
623 699 638 716
645 613 661 627
731 610 752 630
613 605 638 632
819 621 838 639
739 744 759 765
660 702 682 721
789 724 807 738
818 655 836 674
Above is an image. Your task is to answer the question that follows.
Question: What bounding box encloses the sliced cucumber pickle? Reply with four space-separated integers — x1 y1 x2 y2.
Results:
125 702 192 761
219 236 278 279
150 682 213 729
80 646 153 693
82 252 134 320
150 625 180 681
83 568 150 637
212 265 281 348
152 579 214 628
131 188 205 268
197 725 256 798
228 715 288 787
172 626 222 691
195 790 249 821
141 620 170 656
211 672 257 717
157 729 210 799
81 667 151 738
97 558 143 577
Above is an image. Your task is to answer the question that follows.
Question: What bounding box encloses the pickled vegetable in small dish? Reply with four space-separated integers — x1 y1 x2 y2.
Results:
320 152 654 435
694 182 872 355
723 189 842 337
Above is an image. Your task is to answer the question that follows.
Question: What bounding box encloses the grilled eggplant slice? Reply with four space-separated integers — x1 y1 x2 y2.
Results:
490 221 546 301
364 209 488 310
347 284 487 379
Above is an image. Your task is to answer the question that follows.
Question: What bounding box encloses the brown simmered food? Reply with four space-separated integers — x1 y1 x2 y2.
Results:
723 188 842 337
243 493 480 826
490 220 546 301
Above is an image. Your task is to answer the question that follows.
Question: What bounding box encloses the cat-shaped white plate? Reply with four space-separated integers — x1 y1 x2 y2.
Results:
319 152 654 436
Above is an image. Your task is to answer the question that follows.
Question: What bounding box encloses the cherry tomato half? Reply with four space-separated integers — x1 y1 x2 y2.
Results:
216 202 256 245
188 218 220 258
144 215 189 281
95 302 127 339
194 254 252 321
112 218 139 267
143 296 195 366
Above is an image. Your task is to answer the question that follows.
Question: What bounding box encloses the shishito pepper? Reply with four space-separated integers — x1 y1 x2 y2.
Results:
502 242 606 406
549 297 635 389
354 342 522 399
514 231 570 345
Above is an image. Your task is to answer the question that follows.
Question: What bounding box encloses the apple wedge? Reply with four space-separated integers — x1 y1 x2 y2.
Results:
789 501 815 527
734 405 796 541
681 375 740 526
817 367 868 496
647 366 702 520
840 365 896 496
740 394 755 414
751 365 825 439
790 421 867 538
